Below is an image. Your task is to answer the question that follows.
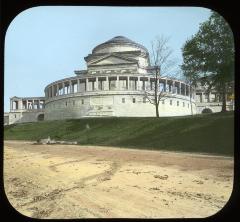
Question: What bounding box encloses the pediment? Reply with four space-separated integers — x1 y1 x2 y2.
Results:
89 54 137 66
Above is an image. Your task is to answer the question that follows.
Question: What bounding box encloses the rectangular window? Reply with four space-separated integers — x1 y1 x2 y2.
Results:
143 97 146 103
73 100 75 106
177 101 179 106
122 98 125 103
162 100 165 104
15 114 16 118
170 100 172 105
65 102 67 106
81 99 84 105
133 98 136 103
188 103 189 108
183 102 185 107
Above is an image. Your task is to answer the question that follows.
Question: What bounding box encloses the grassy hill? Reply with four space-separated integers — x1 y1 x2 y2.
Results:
4 112 234 156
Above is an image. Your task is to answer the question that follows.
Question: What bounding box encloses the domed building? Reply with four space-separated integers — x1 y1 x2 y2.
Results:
43 36 196 120
7 36 203 125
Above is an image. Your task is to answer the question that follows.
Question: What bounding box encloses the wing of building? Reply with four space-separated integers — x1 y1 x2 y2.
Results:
6 36 233 125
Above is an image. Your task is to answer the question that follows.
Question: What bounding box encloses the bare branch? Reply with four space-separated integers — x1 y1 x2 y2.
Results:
157 88 167 105
144 92 155 105
146 35 178 117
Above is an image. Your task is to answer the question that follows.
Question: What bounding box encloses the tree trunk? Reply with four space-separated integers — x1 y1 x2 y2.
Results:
221 83 227 112
156 102 159 117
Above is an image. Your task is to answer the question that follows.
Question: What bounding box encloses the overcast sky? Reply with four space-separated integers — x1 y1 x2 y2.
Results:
4 6 212 112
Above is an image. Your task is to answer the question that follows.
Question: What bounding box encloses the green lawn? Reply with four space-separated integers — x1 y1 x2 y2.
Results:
4 112 234 156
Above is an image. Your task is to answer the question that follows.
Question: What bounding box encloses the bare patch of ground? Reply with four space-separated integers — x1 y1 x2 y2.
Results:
4 140 233 218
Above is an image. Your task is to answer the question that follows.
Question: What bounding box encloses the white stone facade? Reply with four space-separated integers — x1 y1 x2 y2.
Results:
44 36 196 120
8 36 234 124
7 97 45 125
194 81 234 113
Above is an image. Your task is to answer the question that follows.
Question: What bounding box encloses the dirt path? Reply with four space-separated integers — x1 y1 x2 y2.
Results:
4 140 233 218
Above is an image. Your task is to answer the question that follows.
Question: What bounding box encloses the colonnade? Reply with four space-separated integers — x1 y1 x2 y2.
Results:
10 98 45 111
45 75 195 99
195 92 221 103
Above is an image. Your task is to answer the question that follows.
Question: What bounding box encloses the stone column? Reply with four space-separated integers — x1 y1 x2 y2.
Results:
116 76 119 90
107 76 110 90
63 82 65 95
48 88 50 98
32 100 35 109
10 99 13 110
127 76 130 90
52 85 54 97
18 100 23 110
26 100 29 109
69 81 72 93
86 78 88 91
179 82 182 95
137 76 140 91
57 84 59 96
95 77 99 91
172 81 175 93
77 79 80 92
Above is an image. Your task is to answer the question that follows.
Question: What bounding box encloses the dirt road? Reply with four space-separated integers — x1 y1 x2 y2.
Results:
4 140 233 218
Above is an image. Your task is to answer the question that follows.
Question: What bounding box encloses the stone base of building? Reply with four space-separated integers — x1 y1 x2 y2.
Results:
5 110 45 125
44 93 196 120
196 102 234 114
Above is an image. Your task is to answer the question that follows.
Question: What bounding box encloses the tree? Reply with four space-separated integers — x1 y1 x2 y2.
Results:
181 11 234 112
144 35 178 118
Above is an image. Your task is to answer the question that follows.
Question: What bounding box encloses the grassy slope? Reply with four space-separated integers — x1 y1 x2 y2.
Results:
4 112 234 156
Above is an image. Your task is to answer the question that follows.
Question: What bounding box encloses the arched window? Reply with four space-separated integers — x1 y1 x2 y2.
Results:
202 108 213 114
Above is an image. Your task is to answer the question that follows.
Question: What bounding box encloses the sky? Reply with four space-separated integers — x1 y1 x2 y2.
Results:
4 6 212 112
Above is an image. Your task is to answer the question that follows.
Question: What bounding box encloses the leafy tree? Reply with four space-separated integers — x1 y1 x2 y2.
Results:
181 11 234 112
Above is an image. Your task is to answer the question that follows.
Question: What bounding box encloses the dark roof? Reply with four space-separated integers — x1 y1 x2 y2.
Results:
92 36 148 53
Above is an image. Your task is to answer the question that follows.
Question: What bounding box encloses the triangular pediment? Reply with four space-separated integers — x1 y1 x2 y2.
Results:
89 54 137 66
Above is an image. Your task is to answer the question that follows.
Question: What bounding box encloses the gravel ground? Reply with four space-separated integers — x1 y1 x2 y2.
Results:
4 140 233 219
